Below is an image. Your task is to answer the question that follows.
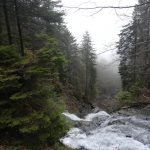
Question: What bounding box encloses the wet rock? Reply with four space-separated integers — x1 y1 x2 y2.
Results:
126 135 132 138
92 107 102 113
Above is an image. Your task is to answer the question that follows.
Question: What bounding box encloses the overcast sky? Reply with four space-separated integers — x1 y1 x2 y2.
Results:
60 0 137 61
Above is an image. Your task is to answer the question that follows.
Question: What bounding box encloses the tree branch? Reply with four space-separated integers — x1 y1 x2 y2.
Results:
62 1 150 10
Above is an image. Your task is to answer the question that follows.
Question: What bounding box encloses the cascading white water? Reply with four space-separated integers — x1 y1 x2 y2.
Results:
61 109 150 150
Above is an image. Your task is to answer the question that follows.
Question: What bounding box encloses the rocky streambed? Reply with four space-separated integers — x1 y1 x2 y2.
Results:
61 106 150 150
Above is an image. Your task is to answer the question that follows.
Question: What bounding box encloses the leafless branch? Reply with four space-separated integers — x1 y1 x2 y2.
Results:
77 1 97 7
89 8 104 16
103 59 120 68
97 48 116 55
62 1 150 10
114 8 124 20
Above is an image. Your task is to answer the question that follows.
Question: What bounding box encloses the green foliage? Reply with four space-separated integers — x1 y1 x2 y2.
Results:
53 143 73 150
129 82 140 97
80 32 97 102
0 0 63 49
116 90 134 104
118 1 150 90
0 0 72 148
0 45 69 149
116 82 141 105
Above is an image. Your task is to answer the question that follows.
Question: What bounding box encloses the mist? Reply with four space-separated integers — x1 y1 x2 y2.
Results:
96 44 121 92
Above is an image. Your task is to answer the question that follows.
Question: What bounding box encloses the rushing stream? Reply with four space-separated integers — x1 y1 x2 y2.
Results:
61 107 150 150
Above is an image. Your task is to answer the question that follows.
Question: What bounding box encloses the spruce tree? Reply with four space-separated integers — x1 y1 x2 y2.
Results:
0 37 68 149
80 32 97 103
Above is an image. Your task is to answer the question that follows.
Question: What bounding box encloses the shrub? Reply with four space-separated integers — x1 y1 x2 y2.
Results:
129 82 140 97
53 143 72 150
116 90 134 105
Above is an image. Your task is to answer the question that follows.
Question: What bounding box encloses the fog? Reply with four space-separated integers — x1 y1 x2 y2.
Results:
60 0 137 96
61 0 137 57
96 57 121 96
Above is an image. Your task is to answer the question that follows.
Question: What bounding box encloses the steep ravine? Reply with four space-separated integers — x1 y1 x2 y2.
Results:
61 106 150 150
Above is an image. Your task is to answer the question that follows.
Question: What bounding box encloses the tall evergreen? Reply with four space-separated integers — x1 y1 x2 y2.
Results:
118 0 150 95
0 0 69 149
81 32 97 102
0 0 98 148
56 26 85 99
0 40 68 149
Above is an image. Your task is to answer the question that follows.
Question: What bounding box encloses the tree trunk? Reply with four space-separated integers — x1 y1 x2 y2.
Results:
2 0 12 45
14 0 24 56
0 10 2 44
133 20 137 82
85 55 89 101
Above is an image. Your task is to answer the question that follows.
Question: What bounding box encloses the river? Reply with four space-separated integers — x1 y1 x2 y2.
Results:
61 106 150 150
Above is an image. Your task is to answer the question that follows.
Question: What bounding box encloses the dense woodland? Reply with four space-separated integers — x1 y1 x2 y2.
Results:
117 0 150 105
0 0 150 149
0 0 96 149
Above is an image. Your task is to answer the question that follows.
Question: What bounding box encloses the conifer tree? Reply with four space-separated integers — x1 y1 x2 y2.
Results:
81 32 97 102
0 38 68 149
118 0 150 90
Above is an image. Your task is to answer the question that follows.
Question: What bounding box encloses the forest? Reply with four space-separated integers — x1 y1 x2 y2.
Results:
0 0 150 150
117 0 150 106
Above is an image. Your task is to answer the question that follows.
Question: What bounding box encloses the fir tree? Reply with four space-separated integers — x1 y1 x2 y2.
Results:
0 38 68 149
